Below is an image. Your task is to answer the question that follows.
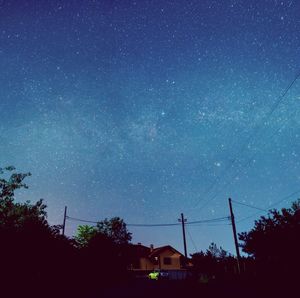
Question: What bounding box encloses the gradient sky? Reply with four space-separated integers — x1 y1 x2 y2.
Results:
1 0 300 255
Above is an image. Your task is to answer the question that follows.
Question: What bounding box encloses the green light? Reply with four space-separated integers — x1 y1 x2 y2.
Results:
148 271 159 280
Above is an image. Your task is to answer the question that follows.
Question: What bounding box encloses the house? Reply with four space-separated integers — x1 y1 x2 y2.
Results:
129 243 192 280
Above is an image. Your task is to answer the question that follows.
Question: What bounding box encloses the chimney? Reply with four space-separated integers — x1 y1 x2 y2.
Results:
137 242 142 245
150 244 154 252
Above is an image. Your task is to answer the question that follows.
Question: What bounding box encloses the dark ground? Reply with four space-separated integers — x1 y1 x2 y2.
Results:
2 274 295 298
96 278 291 298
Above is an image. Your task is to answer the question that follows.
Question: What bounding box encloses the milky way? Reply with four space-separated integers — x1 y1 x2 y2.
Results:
1 0 300 254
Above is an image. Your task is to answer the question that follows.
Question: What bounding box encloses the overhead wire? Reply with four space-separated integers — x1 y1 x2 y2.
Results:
236 188 300 223
230 199 268 212
193 70 300 211
66 215 230 227
68 72 300 233
66 216 99 224
66 216 180 227
190 97 259 207
193 114 290 212
186 216 230 225
188 222 231 227
200 113 296 213
186 226 198 252
206 109 295 206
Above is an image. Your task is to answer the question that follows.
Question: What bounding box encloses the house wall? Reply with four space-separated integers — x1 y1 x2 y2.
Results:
139 257 155 271
133 247 184 271
158 248 182 270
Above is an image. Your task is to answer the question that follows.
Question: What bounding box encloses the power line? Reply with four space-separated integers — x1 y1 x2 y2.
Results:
236 211 262 224
66 215 230 227
186 222 231 227
192 115 292 213
66 216 180 227
189 102 259 210
231 200 268 212
128 223 180 227
209 113 295 205
66 216 99 224
236 188 300 223
193 70 300 211
186 216 230 225
268 188 300 209
195 132 296 216
186 226 198 252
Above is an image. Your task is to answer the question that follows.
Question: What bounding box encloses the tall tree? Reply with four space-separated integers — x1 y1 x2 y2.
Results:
0 166 31 200
239 200 300 259
0 166 77 296
0 166 48 230
239 200 300 281
96 217 132 244
191 243 234 278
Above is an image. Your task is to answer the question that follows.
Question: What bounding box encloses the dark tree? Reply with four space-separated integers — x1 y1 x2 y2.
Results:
0 166 77 297
74 217 133 290
0 166 31 200
191 242 236 281
206 242 229 259
96 217 132 244
239 200 300 282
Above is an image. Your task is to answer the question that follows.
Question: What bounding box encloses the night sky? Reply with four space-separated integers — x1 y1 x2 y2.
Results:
1 0 300 255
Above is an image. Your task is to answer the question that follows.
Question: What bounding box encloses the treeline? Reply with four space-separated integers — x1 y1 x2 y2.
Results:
238 199 300 286
190 200 300 295
1 166 300 297
0 167 134 298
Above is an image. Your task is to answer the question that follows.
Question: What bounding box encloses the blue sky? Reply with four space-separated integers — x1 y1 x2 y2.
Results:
1 0 300 254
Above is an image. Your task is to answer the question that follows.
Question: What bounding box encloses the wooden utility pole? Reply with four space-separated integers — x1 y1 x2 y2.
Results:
62 206 67 236
179 213 188 259
228 198 241 274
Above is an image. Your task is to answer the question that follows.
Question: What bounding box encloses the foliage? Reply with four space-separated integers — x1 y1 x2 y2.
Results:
0 166 31 200
74 224 98 247
206 242 229 259
74 219 133 287
191 243 236 277
239 200 300 283
96 216 132 244
0 166 78 297
0 166 48 231
0 166 136 295
239 199 300 260
0 164 65 236
74 217 132 247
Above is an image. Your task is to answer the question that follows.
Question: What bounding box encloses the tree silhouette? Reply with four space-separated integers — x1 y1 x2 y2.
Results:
0 166 31 199
239 199 300 282
96 217 132 244
191 242 236 280
207 242 229 259
74 217 133 289
0 166 76 297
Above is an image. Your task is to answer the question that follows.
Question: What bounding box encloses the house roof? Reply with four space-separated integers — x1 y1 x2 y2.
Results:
149 245 184 258
131 243 185 259
130 243 151 257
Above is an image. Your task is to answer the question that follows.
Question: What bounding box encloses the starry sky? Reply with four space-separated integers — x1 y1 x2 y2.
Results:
1 0 300 255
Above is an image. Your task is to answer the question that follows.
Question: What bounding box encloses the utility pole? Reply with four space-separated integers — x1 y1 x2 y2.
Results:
228 198 241 274
62 206 67 236
178 213 188 259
